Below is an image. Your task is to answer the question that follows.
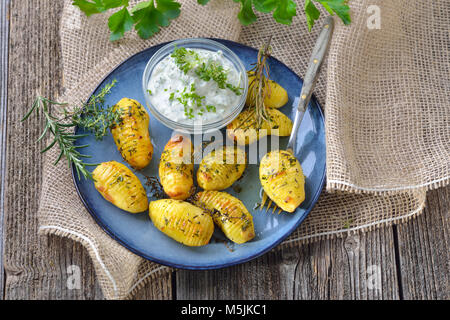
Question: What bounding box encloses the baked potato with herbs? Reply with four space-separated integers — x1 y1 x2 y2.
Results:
149 199 214 246
159 134 194 200
247 75 288 109
111 98 153 170
93 161 148 213
259 151 305 213
197 146 246 191
227 107 293 145
193 191 255 244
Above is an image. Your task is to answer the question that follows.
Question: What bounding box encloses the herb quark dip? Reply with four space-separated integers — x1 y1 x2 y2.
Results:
147 47 243 124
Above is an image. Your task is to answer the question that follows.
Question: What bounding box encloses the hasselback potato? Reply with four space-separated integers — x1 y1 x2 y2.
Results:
111 98 153 170
197 146 246 191
247 75 288 109
227 107 293 145
259 151 305 213
159 134 194 200
193 191 255 244
93 161 148 213
149 199 214 246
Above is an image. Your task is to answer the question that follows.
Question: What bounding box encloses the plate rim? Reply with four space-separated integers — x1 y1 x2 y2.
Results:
71 38 326 270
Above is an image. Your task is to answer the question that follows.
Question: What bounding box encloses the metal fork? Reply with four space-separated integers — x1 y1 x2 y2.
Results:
260 16 335 214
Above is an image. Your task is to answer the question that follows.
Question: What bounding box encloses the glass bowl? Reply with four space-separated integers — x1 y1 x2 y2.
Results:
142 38 248 134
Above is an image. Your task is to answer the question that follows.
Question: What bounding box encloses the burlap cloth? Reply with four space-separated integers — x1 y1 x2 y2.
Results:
37 0 449 299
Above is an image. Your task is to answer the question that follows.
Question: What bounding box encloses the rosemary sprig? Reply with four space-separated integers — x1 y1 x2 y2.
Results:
246 37 273 128
22 80 119 180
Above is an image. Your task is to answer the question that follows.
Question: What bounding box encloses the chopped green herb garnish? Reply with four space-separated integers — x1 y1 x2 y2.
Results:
171 46 242 96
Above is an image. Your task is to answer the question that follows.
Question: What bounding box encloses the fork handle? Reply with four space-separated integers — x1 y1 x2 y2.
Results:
286 16 334 153
298 16 334 112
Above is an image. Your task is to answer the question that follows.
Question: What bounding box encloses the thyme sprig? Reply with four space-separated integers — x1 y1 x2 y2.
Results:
70 80 122 140
171 47 242 95
22 80 119 180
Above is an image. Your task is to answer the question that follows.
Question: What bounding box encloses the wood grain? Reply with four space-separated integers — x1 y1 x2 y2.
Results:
396 186 449 300
2 0 172 300
0 0 10 300
176 227 400 300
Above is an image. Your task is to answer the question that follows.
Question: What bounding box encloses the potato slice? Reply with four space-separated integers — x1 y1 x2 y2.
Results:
197 146 246 191
259 151 305 213
159 135 194 200
193 191 255 244
227 108 293 145
247 75 288 109
93 161 148 213
149 199 214 246
111 98 153 170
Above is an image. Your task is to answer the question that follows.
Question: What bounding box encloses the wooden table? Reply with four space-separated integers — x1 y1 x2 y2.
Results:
0 1 448 300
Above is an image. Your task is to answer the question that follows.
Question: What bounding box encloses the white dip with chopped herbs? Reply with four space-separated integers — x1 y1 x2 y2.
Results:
147 47 242 124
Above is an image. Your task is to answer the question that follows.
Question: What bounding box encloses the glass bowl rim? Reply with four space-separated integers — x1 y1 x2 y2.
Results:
141 38 248 134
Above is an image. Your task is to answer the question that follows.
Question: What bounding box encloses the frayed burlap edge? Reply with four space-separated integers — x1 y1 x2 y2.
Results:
328 177 450 195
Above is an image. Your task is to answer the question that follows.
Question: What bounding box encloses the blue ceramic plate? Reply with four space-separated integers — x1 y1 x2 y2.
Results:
73 39 326 270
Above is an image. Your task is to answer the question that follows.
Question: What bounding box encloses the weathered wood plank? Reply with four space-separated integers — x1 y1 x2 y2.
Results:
0 0 10 300
334 228 400 299
3 0 171 300
396 186 449 300
176 227 400 300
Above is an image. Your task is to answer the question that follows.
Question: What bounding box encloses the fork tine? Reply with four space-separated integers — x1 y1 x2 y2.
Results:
260 190 284 214
260 191 268 211
265 199 273 214
271 204 278 214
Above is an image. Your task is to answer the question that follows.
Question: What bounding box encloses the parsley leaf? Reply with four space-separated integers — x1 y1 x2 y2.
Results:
305 0 351 30
318 0 351 25
304 0 320 31
72 0 127 15
253 0 277 13
273 0 297 24
73 0 351 41
72 0 108 16
232 0 296 26
131 0 181 39
102 0 128 9
73 0 180 41
234 0 258 26
108 7 134 41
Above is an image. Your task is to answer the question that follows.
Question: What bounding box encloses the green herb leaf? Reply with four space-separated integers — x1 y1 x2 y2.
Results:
72 0 107 16
73 0 351 41
272 0 297 25
72 0 127 16
304 0 320 31
108 7 134 41
305 0 351 30
234 0 258 26
252 0 278 13
233 0 296 25
317 0 350 25
131 0 181 39
103 0 128 9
